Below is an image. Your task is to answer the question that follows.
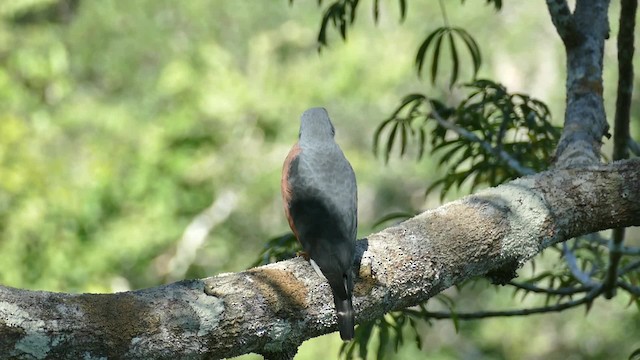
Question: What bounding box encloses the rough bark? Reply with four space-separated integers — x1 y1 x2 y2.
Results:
1 159 639 359
547 0 612 167
612 0 636 162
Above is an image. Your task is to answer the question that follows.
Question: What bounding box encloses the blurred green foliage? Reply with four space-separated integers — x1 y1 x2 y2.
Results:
0 0 425 293
1 1 639 359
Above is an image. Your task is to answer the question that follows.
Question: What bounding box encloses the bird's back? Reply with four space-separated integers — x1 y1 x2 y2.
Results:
281 107 358 340
286 142 357 275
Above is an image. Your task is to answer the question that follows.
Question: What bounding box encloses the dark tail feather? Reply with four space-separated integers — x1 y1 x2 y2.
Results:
335 296 355 341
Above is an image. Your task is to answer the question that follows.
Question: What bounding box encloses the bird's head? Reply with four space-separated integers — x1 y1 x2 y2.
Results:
299 107 336 144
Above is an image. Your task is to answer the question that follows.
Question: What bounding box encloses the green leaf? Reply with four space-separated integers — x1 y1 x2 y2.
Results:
392 93 427 117
454 28 482 77
430 29 446 84
340 17 347 39
392 318 404 351
318 4 337 46
450 309 460 333
489 0 503 10
432 138 462 152
358 322 375 359
372 211 415 228
415 27 446 77
344 340 356 360
425 178 446 198
317 1 361 47
373 0 379 22
385 121 399 163
448 31 459 87
400 122 408 156
409 318 422 349
417 126 426 160
470 161 492 190
377 322 389 360
374 93 427 161
436 293 455 307
436 141 468 166
373 117 396 156
348 0 359 24
251 232 299 267
446 144 475 171
398 0 407 20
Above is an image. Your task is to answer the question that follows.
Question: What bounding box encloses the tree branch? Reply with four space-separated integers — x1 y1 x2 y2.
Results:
581 233 640 256
618 280 640 296
507 281 589 296
618 259 640 276
412 286 603 320
1 160 639 359
563 242 599 287
611 0 636 162
545 0 583 47
551 0 611 167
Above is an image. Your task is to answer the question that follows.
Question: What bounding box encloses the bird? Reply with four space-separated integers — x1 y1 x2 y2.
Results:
281 107 358 341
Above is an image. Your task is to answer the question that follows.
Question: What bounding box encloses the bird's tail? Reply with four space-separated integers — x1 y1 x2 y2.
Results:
334 294 355 341
327 271 355 340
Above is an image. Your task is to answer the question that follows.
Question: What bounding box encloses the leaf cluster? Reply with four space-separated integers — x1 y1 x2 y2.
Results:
252 233 300 267
374 80 560 199
290 0 503 49
297 0 408 47
340 294 460 360
416 26 480 88
340 310 420 360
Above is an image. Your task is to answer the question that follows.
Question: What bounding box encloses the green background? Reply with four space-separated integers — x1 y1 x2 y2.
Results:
0 1 638 359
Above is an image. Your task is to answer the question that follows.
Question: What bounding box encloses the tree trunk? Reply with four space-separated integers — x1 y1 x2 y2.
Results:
547 0 611 167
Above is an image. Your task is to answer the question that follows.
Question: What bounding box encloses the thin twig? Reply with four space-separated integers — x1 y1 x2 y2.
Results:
406 286 603 320
618 260 640 276
581 233 640 256
605 228 627 298
563 242 599 287
508 281 590 296
617 280 640 296
428 106 536 176
438 0 449 27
